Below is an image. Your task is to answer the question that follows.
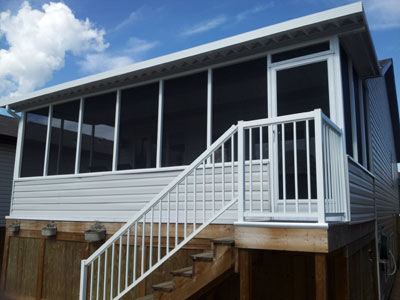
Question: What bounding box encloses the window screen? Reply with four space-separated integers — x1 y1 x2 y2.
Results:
48 100 80 175
118 83 159 170
21 108 49 177
80 92 116 173
162 72 207 167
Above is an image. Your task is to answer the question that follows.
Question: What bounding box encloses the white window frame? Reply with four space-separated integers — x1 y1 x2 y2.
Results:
16 36 344 181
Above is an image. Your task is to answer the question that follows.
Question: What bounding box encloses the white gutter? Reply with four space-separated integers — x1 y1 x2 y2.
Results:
6 105 21 120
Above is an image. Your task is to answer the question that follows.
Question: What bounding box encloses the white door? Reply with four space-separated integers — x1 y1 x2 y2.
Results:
269 56 335 217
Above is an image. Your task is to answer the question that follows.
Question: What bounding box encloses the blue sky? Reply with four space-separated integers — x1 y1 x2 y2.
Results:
0 0 399 107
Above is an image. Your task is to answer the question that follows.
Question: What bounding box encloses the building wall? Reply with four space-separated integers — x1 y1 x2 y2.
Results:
366 75 400 299
0 139 15 227
348 158 375 223
10 164 270 224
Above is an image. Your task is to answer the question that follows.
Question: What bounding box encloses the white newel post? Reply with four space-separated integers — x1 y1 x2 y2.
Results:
238 121 245 222
314 109 326 224
79 260 88 300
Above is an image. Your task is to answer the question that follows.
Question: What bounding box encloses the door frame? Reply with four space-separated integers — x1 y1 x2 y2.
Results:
266 49 338 211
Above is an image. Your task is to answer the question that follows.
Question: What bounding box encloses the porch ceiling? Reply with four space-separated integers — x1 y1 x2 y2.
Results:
1 2 379 112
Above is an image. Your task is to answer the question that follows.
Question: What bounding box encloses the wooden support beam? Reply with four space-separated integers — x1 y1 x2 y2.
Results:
35 239 45 300
314 254 328 300
0 231 11 292
239 249 252 300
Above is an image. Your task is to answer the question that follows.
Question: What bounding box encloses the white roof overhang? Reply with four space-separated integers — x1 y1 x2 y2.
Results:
1 2 379 111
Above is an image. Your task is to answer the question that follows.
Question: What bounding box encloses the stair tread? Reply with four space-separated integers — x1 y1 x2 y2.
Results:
212 237 235 245
191 251 214 262
136 295 154 300
171 266 193 277
152 281 174 292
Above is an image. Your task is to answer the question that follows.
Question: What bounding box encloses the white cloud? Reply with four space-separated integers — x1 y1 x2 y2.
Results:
79 37 159 74
0 1 108 99
79 53 134 74
181 15 227 37
126 37 159 54
236 3 275 22
363 0 400 30
114 10 140 31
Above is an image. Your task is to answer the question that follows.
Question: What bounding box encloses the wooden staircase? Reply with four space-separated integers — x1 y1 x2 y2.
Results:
138 238 235 300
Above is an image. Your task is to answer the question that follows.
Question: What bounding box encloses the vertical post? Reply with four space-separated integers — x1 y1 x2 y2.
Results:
315 254 328 300
75 98 84 174
238 121 245 222
112 89 121 171
14 112 25 179
207 68 213 148
314 109 325 224
348 59 358 162
36 238 46 300
239 249 252 300
79 260 88 300
43 105 52 176
156 80 164 168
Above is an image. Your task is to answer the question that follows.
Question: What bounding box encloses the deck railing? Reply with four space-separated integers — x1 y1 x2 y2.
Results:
237 109 348 223
79 109 348 299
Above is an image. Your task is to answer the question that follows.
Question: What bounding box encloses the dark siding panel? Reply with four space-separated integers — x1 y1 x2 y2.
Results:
367 76 399 300
0 141 16 226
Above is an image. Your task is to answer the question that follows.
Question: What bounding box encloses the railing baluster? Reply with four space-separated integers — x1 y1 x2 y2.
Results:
184 177 187 239
149 208 154 268
194 168 197 231
306 120 311 213
133 223 138 281
238 121 245 222
212 152 215 215
118 236 122 294
259 126 263 213
96 257 100 300
89 262 94 300
141 216 145 276
103 249 107 300
167 194 170 254
231 134 235 199
158 200 162 262
293 122 298 213
110 243 115 299
222 143 225 207
175 188 178 247
282 123 286 214
249 128 253 213
202 161 206 223
125 228 130 289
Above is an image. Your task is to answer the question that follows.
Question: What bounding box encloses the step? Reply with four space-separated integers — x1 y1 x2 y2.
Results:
191 251 214 262
212 237 235 246
171 266 193 278
137 295 154 300
152 281 174 292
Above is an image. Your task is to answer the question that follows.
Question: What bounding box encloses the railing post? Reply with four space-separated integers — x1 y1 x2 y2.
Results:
79 260 87 300
238 121 245 222
314 109 326 224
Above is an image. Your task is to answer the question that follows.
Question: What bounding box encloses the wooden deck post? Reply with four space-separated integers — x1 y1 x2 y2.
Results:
0 231 11 293
239 249 252 300
36 238 46 300
315 253 328 300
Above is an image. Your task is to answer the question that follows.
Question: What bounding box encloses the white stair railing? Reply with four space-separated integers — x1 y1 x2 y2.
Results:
79 125 239 300
79 109 349 299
